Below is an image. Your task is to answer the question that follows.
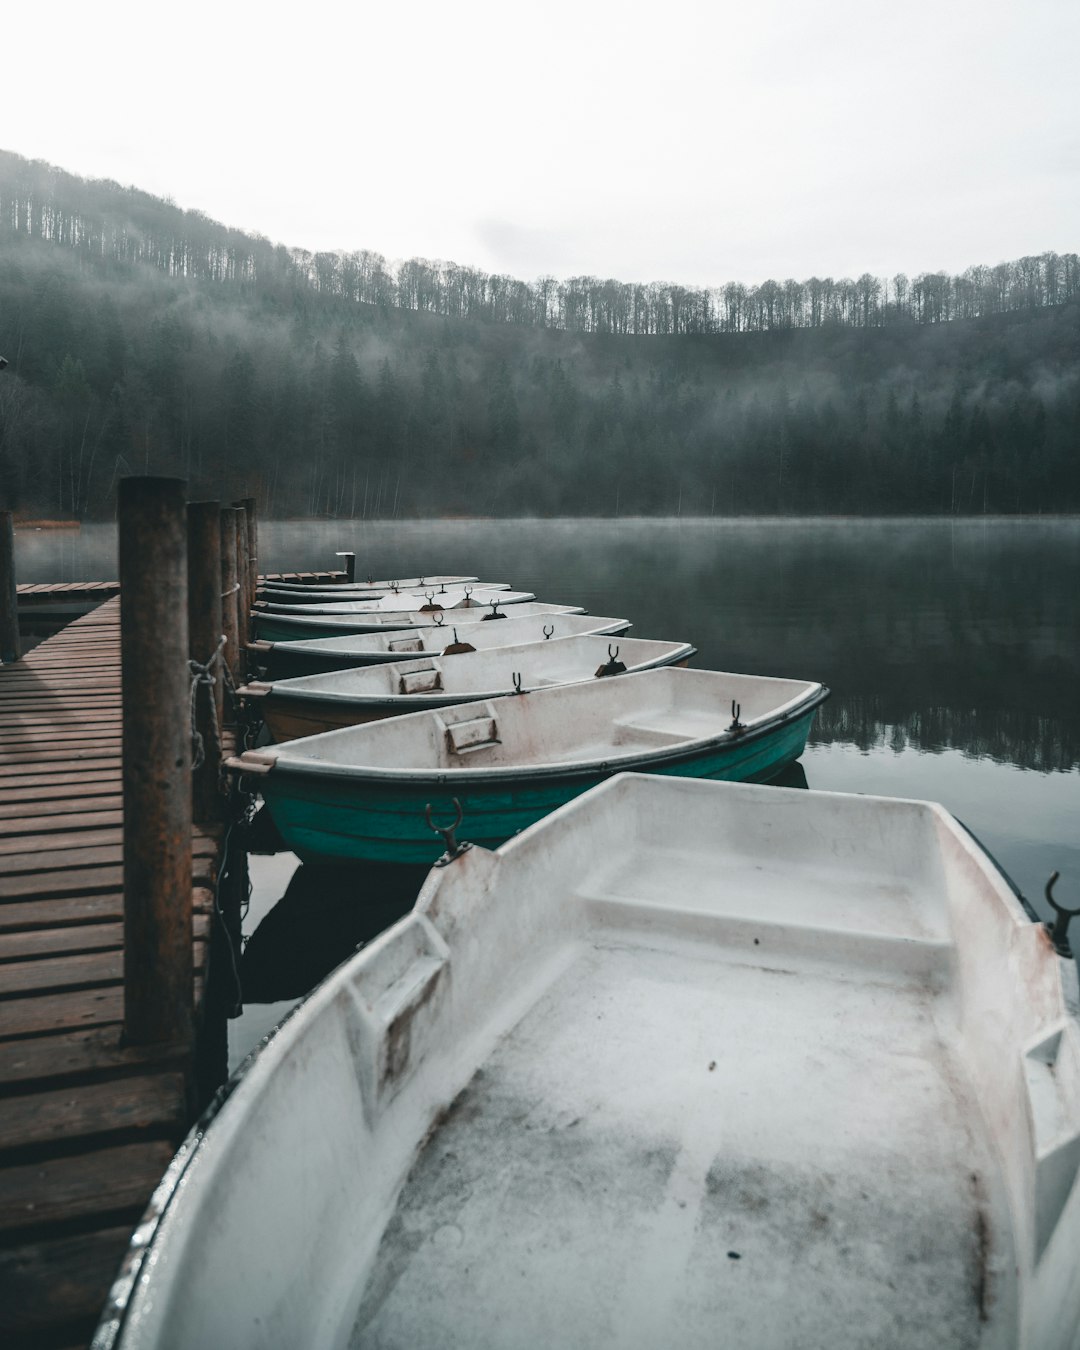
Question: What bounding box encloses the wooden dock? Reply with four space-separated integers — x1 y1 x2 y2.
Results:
0 598 227 1349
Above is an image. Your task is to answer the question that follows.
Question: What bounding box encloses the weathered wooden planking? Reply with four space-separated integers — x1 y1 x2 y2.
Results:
0 893 125 934
0 1071 187 1152
0 888 212 936
0 773 123 800
0 1026 190 1091
0 808 124 836
0 864 126 902
0 922 124 961
0 950 124 999
0 915 209 963
0 1141 176 1237
0 593 236 1350
0 940 208 1000
2 836 219 876
0 1224 134 1343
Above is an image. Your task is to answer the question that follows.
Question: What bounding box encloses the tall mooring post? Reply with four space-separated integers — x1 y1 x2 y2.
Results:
235 495 259 613
118 477 193 1046
219 507 241 694
0 510 18 664
234 506 251 668
187 500 224 824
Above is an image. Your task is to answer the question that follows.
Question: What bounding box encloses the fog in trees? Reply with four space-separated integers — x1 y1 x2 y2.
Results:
1 149 1077 520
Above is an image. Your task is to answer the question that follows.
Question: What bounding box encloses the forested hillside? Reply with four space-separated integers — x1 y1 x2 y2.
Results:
1 149 1077 519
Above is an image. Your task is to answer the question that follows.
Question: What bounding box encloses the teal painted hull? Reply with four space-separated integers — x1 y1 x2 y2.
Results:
257 709 818 865
254 614 395 642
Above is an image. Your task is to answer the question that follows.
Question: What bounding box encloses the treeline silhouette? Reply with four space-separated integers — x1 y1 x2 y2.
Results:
3 150 1078 335
0 149 1078 519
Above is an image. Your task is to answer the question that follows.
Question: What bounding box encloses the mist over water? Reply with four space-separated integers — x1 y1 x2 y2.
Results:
18 516 1078 1020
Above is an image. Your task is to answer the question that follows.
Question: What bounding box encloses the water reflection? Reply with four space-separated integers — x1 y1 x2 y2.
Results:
240 859 427 1003
813 698 1075 773
24 518 1078 770
19 516 1078 1044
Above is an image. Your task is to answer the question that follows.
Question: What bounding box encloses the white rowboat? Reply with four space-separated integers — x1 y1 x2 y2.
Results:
240 633 697 740
256 588 536 616
252 602 586 643
100 774 1080 1349
228 667 828 863
247 612 633 679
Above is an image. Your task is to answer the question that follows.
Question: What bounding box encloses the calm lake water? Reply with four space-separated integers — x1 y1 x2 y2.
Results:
16 518 1080 1065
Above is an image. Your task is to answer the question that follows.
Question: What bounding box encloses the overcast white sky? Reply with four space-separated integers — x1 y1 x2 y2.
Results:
6 0 1078 288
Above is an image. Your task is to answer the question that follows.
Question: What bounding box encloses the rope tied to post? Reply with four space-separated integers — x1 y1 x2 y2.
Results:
188 634 228 771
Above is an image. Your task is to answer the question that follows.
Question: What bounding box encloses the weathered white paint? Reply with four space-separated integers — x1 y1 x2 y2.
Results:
258 611 632 666
259 588 535 615
259 576 483 597
258 601 586 636
105 776 1080 1350
254 633 695 711
247 666 821 781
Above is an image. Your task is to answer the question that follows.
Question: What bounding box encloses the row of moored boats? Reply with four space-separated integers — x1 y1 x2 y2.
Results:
99 566 1080 1350
231 574 830 863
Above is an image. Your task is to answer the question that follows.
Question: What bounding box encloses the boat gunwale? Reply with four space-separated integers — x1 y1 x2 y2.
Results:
259 616 633 659
243 682 831 786
257 575 481 594
253 637 699 711
256 587 532 616
92 772 1068 1350
252 602 587 637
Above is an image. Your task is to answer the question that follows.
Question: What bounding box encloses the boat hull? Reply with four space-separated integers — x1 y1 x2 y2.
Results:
256 706 817 864
252 617 633 679
257 658 693 742
253 603 584 643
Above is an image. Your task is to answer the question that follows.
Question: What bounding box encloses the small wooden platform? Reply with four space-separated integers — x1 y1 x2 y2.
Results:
0 599 226 1349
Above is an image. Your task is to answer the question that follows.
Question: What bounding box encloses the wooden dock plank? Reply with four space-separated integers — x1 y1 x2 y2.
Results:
0 595 234 1347
0 1224 134 1344
0 923 123 962
0 1028 190 1092
0 987 124 1040
0 1141 176 1237
0 951 124 999
0 1072 187 1153
0 808 124 837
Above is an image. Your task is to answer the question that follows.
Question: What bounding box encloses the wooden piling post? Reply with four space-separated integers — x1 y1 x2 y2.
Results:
0 510 18 664
234 506 251 666
118 477 193 1046
220 507 241 693
337 550 356 582
187 501 224 823
235 495 258 611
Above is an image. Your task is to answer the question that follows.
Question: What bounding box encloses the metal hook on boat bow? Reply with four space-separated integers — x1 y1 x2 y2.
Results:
1045 871 1080 958
433 611 446 626
543 624 554 640
595 644 627 678
482 601 507 621
512 672 523 693
425 798 473 867
728 701 745 733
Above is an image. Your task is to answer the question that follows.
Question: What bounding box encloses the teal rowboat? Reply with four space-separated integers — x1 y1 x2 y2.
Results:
229 667 829 864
